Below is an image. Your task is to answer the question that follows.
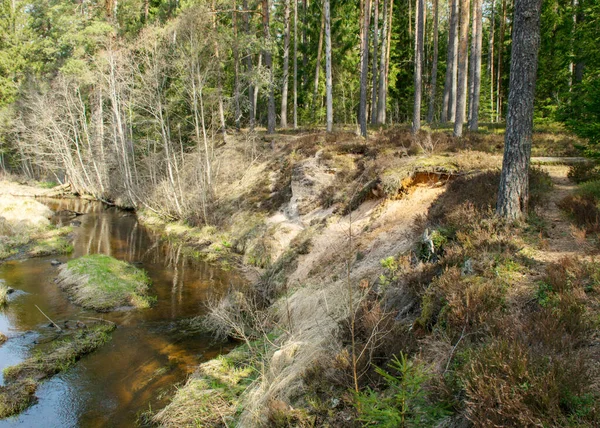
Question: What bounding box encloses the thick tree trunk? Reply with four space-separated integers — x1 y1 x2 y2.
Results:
281 0 291 128
359 0 371 137
243 0 255 131
468 0 483 130
370 0 379 125
427 0 439 123
325 0 333 132
293 0 298 129
441 0 458 123
412 0 425 134
453 0 470 137
312 8 325 122
497 0 542 219
262 0 276 134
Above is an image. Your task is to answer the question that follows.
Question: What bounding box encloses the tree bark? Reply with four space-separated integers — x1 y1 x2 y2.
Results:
488 0 495 121
281 0 291 128
497 0 542 219
312 6 325 122
427 0 439 123
293 0 298 129
441 0 458 122
233 0 241 131
468 0 483 130
370 0 379 125
325 0 333 132
376 0 390 124
243 0 255 131
412 0 425 133
262 0 276 134
496 0 507 122
453 0 470 137
359 0 371 137
212 0 226 137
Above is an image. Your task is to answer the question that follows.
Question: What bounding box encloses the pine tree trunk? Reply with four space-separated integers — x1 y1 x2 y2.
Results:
441 0 458 123
243 0 255 131
281 0 291 128
325 0 333 132
496 0 507 122
488 0 495 121
359 0 371 137
453 0 470 137
427 0 439 123
497 0 542 219
468 0 483 130
293 0 298 129
302 0 308 88
262 0 276 134
370 0 379 125
384 0 393 119
376 0 390 124
312 8 325 122
233 0 241 131
412 0 425 133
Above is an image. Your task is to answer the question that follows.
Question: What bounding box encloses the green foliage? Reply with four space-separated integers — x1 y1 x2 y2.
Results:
355 353 450 427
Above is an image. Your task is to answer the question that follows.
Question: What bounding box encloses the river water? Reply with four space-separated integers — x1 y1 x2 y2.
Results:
0 198 239 427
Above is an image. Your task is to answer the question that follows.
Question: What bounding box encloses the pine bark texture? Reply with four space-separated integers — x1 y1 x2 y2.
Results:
412 0 425 133
370 0 379 125
359 0 371 137
453 0 470 137
427 0 439 123
442 0 459 122
262 0 276 135
468 0 483 130
325 0 333 132
497 0 543 219
281 0 291 128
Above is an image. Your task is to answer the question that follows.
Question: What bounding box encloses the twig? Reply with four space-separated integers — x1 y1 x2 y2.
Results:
444 323 467 374
35 304 63 332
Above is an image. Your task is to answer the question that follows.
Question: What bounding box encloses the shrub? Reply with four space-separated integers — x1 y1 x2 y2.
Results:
568 163 600 184
558 195 600 232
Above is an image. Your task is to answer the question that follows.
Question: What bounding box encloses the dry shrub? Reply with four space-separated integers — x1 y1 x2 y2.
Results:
558 194 600 232
568 162 600 184
203 289 271 346
461 339 594 427
417 267 506 338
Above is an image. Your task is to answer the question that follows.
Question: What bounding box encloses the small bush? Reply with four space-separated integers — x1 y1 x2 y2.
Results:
355 353 450 427
568 162 600 184
558 194 600 232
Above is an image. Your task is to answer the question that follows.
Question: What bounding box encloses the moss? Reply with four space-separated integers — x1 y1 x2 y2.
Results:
0 283 8 306
0 322 116 419
56 254 155 311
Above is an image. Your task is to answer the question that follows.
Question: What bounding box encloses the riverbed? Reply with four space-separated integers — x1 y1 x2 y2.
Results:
0 198 239 427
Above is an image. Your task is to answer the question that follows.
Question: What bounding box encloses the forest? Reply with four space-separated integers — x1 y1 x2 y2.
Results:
0 0 600 426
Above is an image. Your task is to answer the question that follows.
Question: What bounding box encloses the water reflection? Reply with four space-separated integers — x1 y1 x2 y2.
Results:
0 198 239 427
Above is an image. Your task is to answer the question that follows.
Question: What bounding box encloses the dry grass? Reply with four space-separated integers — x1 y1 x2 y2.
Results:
56 254 154 311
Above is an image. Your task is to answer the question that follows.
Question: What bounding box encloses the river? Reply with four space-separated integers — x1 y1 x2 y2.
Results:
0 198 240 427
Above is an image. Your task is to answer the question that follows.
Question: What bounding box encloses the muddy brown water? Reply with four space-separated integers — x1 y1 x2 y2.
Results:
0 198 240 427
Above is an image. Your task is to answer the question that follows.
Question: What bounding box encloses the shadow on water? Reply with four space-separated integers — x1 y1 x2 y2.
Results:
0 198 241 427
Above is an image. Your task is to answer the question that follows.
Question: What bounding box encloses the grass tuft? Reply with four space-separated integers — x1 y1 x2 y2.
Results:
56 254 155 312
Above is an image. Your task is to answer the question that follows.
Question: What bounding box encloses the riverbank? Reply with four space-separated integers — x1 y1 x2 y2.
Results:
0 182 73 261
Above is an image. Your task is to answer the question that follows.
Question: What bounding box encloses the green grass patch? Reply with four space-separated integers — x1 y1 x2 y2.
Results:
0 322 115 418
56 254 155 312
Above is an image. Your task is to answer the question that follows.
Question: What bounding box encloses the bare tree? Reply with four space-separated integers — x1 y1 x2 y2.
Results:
427 0 439 123
325 0 333 132
497 0 543 219
453 0 470 137
412 0 425 134
281 0 291 128
468 0 483 130
441 0 459 122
